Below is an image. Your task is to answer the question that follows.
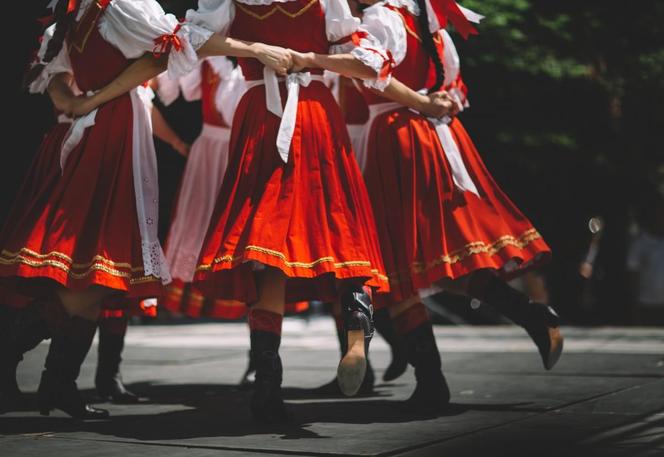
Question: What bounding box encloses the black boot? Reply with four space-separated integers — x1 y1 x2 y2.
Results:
374 308 408 382
0 302 52 413
250 330 289 423
95 316 139 403
38 315 109 419
238 350 256 390
479 275 564 370
337 284 374 396
403 322 450 413
316 317 375 396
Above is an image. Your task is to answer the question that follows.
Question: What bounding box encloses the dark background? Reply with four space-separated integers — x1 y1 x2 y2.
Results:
7 1 664 325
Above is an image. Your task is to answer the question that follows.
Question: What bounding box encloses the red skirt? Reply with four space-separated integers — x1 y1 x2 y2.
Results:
0 96 162 304
363 109 551 303
194 82 389 304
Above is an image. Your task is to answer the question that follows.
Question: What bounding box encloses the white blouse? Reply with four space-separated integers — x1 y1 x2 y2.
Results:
36 0 214 92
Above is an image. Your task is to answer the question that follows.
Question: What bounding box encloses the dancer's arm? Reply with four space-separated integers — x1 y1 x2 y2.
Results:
377 79 455 119
69 37 291 117
290 52 377 80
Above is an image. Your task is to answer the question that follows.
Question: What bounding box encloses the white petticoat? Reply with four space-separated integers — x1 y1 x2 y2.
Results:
165 124 231 282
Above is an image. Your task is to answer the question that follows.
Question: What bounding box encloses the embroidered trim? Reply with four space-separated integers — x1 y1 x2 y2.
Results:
387 228 544 283
0 247 157 284
196 244 388 281
234 0 317 20
70 1 105 53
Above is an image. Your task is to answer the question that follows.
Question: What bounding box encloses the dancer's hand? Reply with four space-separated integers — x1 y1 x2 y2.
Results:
419 93 455 119
253 43 292 76
289 50 317 73
429 91 461 117
65 94 100 118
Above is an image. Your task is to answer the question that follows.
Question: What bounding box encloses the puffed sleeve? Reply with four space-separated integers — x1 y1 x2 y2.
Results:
29 25 74 94
350 4 407 90
98 0 214 78
185 0 236 37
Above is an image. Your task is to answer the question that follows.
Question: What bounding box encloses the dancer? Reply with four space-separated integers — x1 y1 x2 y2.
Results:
356 0 563 412
0 0 291 419
160 57 248 319
182 0 453 422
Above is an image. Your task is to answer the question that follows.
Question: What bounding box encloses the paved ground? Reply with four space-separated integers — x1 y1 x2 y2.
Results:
2 318 664 457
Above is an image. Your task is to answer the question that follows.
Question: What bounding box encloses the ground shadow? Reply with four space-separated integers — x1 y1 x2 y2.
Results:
0 382 542 442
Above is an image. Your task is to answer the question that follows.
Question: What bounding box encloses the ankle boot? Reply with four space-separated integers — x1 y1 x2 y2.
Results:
250 330 289 423
1 302 52 413
238 350 256 390
374 308 408 382
316 318 375 396
403 323 450 413
95 317 139 403
337 284 374 397
480 275 564 370
38 314 109 419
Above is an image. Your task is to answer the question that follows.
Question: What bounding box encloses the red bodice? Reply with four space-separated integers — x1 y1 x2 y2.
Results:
229 0 328 80
339 77 369 125
363 6 444 104
67 2 132 93
200 60 227 127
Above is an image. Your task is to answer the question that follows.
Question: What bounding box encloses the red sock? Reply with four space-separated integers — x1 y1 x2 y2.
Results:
393 302 430 336
248 308 283 336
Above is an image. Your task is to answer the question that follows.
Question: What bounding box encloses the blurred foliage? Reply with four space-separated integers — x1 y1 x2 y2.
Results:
450 0 664 321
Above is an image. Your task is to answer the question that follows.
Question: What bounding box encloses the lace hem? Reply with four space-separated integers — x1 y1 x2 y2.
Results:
142 241 172 284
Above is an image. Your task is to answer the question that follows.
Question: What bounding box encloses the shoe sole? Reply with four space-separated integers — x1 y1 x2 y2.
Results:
544 327 564 370
337 329 367 397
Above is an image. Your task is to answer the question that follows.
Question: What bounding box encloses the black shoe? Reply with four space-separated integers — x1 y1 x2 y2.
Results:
478 275 564 370
374 309 408 382
402 323 450 414
250 331 289 423
337 284 374 397
523 303 564 370
0 302 52 413
96 317 139 403
38 370 109 419
238 350 256 391
38 315 109 419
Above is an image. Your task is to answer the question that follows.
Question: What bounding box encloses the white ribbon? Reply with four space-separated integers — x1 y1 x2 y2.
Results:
429 117 479 196
60 103 98 172
56 87 170 283
360 102 479 197
248 68 324 163
457 4 485 24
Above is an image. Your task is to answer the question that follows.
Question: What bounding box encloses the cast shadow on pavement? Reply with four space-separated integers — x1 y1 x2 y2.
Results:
0 382 539 441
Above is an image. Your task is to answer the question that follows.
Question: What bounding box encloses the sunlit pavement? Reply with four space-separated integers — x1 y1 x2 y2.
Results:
3 318 664 457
